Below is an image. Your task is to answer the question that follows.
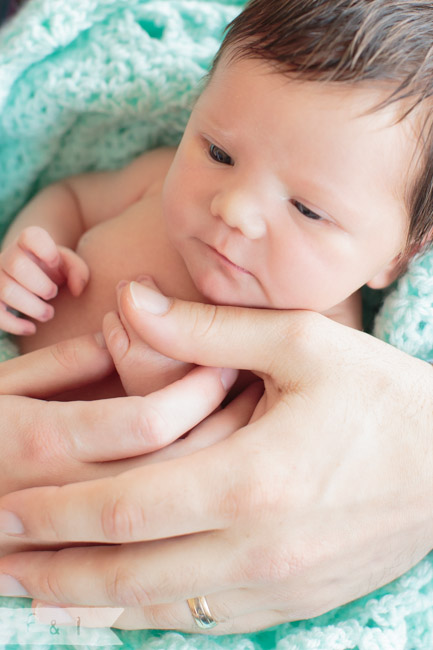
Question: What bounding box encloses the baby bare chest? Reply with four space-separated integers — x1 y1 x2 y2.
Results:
20 194 192 352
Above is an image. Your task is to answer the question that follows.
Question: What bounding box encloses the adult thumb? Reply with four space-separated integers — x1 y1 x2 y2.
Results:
118 277 311 377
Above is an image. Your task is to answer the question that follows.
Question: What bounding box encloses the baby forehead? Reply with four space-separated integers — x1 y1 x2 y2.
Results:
200 59 422 206
207 56 419 142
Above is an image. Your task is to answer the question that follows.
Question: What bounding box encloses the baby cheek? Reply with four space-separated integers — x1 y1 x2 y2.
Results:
264 243 322 307
162 185 192 243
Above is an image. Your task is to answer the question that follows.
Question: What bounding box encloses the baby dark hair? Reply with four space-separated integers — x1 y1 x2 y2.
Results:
212 0 433 255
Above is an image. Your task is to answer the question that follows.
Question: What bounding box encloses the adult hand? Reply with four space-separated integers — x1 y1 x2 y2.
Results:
0 329 242 557
0 281 431 635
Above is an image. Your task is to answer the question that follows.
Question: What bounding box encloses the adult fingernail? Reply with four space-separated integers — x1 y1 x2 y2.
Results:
129 281 171 315
0 509 25 535
0 574 30 597
220 368 238 390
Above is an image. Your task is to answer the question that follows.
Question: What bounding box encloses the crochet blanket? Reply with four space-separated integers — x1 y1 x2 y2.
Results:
0 1 433 648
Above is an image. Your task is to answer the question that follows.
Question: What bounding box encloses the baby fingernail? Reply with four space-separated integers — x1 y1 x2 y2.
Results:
41 306 54 321
46 285 58 300
135 274 153 284
129 281 171 315
0 509 25 535
116 280 128 292
0 574 30 597
22 323 36 336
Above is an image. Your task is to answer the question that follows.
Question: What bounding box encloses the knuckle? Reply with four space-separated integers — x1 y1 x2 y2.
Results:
103 320 129 362
267 311 327 392
107 566 152 607
218 456 273 524
0 280 13 302
7 254 27 278
32 493 65 541
19 226 45 247
60 246 80 268
217 481 245 523
20 408 70 467
240 541 304 585
41 498 63 541
131 400 169 451
146 604 186 630
189 302 219 342
21 427 55 465
100 489 147 543
33 551 66 601
49 339 82 372
282 310 323 356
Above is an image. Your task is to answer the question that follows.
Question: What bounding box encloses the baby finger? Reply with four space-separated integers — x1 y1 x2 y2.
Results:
0 277 54 323
18 226 60 268
58 247 90 297
0 303 36 335
0 248 58 300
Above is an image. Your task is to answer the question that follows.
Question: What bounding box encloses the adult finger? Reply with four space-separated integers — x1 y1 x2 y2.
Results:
33 591 280 635
2 535 284 633
0 363 238 465
180 381 263 451
125 380 264 466
0 408 274 541
0 534 232 606
0 333 113 397
118 278 327 380
86 381 263 482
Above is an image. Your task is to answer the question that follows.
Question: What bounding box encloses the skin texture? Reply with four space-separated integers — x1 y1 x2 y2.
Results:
0 325 250 559
162 56 415 320
0 55 421 348
0 52 430 634
0 283 431 634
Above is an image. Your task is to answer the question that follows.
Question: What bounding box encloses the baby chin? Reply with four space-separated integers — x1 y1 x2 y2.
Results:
190 265 268 308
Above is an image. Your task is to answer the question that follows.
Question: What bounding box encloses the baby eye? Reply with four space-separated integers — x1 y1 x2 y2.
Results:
209 144 233 166
292 200 323 221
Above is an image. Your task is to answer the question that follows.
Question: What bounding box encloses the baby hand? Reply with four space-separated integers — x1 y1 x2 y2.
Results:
0 226 90 335
103 278 192 397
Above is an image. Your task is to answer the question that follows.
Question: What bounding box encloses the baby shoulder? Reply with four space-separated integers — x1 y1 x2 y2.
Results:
127 147 177 193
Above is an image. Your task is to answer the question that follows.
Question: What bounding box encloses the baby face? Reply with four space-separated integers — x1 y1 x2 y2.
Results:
162 55 416 314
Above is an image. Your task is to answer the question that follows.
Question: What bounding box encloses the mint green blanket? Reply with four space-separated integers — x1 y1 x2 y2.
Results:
1 1 433 648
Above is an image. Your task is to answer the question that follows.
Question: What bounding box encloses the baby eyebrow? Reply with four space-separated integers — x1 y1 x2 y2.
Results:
196 110 236 142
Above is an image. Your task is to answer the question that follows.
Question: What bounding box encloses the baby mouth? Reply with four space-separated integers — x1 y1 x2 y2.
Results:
210 245 252 275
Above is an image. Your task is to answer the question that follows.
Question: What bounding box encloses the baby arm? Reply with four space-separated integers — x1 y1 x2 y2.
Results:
0 184 90 335
0 149 174 336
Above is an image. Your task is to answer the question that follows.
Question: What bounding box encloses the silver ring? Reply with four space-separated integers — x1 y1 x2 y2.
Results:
187 595 217 630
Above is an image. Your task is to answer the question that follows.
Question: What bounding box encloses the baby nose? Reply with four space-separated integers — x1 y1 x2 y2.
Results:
211 189 267 240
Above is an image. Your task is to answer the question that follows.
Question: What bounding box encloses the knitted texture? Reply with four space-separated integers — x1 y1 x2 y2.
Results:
373 249 433 363
0 1 433 649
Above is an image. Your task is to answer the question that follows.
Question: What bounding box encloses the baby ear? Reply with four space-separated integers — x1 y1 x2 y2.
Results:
366 254 405 289
367 228 433 289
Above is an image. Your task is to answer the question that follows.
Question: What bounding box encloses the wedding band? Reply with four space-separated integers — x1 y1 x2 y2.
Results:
187 595 217 630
